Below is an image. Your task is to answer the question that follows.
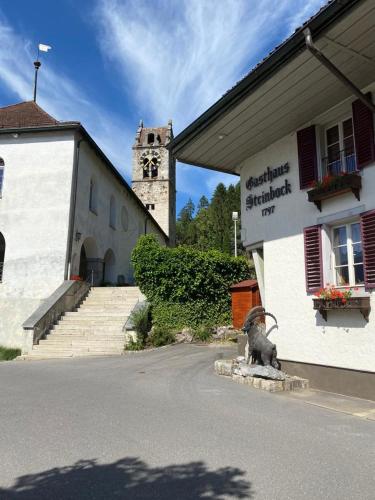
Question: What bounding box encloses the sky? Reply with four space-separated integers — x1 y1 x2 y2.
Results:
0 0 327 214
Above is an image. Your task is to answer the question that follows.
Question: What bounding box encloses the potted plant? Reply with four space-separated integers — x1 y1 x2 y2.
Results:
307 172 361 211
313 284 370 321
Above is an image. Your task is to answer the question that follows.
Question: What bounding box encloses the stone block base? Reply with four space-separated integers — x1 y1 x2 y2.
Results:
214 359 309 393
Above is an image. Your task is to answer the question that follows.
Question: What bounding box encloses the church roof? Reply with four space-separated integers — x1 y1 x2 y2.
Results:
0 101 79 129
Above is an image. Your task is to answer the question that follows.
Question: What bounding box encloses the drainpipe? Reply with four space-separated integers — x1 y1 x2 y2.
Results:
303 28 375 114
64 135 83 280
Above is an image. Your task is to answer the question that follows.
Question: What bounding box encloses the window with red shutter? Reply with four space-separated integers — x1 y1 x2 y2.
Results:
297 125 318 189
304 225 323 293
352 94 375 169
360 209 375 289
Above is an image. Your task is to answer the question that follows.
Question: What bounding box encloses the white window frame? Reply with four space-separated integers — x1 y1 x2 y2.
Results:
323 116 357 177
331 220 364 288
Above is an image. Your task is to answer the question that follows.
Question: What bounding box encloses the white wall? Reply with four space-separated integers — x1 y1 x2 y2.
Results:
71 142 166 285
0 131 75 349
240 91 375 372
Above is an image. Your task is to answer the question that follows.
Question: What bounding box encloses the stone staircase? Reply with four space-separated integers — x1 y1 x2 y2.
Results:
20 286 145 360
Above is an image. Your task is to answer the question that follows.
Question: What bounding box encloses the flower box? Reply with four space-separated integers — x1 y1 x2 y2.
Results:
307 173 361 211
313 296 370 321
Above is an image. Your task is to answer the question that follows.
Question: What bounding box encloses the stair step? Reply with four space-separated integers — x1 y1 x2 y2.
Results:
64 312 130 318
52 326 122 333
58 318 125 324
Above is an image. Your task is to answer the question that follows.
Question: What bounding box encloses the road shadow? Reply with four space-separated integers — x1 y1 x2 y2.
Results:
0 457 253 499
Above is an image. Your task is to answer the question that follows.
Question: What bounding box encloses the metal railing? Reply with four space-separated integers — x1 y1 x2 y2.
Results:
321 150 357 178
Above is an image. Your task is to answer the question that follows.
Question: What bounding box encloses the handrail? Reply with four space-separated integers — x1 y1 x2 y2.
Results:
23 279 90 345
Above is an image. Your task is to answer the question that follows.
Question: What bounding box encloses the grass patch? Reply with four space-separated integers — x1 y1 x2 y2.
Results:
0 346 21 361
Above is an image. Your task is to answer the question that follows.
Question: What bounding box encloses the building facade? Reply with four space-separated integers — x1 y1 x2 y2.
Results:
170 0 375 399
0 102 169 351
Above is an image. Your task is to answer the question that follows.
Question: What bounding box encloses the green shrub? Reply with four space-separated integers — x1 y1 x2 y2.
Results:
149 327 176 347
125 338 144 351
131 235 253 331
193 324 213 342
0 346 21 361
129 304 151 346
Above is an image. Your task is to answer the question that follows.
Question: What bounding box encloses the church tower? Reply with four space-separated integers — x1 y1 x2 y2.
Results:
132 120 176 244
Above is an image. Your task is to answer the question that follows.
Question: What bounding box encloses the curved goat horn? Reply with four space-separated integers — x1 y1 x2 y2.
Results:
242 311 278 331
244 306 265 324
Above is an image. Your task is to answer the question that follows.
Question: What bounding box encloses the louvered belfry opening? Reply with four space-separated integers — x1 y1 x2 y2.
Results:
304 225 323 293
361 209 375 289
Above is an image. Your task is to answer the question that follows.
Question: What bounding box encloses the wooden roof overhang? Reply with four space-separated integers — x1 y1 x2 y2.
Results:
169 0 375 174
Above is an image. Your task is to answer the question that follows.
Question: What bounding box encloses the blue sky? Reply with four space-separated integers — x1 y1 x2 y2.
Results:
0 0 326 214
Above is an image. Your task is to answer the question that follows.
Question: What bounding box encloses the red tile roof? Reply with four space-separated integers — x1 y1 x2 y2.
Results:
230 279 258 290
0 101 59 128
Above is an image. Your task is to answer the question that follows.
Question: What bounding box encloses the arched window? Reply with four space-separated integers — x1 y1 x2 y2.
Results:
0 157 4 197
0 232 5 282
147 133 154 144
109 195 116 229
89 178 98 213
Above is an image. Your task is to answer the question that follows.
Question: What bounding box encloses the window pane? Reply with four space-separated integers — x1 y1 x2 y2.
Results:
352 243 363 264
327 125 339 145
336 266 349 286
351 223 361 243
354 265 364 284
333 226 347 247
344 136 354 156
334 246 348 266
343 118 353 138
328 142 340 163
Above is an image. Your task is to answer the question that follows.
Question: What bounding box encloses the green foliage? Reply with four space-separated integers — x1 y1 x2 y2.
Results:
176 182 242 255
149 326 176 347
193 324 213 342
124 338 144 351
129 305 151 346
0 346 21 361
131 235 253 330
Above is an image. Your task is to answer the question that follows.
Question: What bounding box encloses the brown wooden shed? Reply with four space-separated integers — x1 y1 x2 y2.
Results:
230 279 261 329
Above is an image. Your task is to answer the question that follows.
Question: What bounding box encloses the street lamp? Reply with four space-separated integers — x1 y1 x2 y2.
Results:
232 211 239 257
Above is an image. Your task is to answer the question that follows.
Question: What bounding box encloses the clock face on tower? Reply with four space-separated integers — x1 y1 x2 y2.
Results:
140 150 161 178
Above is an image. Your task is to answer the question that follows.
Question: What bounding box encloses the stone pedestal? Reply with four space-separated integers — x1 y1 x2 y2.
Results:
214 359 309 393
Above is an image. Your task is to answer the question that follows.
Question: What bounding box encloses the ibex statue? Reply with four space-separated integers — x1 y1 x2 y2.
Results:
242 306 280 369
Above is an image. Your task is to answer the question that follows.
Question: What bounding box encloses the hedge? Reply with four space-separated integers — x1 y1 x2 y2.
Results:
131 235 253 329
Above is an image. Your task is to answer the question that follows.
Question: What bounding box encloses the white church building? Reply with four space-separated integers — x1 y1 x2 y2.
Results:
0 101 174 351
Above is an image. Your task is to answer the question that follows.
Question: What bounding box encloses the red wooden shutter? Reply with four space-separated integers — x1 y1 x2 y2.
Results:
361 209 375 289
352 94 375 169
304 225 323 293
297 125 318 189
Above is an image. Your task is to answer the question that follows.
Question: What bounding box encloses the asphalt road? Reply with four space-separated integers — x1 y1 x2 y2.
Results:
0 344 374 499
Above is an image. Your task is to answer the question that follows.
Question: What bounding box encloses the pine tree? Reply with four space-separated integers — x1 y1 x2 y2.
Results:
176 198 196 246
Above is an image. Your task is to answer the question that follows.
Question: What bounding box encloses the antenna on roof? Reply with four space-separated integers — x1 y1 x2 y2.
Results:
33 43 52 102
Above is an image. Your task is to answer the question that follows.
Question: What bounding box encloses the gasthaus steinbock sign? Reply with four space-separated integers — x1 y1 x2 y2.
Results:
245 162 292 216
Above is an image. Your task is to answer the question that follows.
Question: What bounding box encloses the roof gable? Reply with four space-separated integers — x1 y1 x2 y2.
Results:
0 101 59 129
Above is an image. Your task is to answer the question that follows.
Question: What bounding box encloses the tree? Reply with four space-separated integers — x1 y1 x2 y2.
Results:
175 182 243 256
176 198 196 246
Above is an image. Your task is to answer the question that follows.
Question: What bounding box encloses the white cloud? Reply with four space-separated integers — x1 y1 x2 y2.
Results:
0 12 131 177
95 0 327 197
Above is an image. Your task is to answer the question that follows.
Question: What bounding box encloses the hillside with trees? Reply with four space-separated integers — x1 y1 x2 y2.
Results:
176 182 242 255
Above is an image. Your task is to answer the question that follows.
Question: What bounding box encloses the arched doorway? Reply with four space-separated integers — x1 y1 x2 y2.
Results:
0 232 5 282
103 249 116 284
78 237 101 284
